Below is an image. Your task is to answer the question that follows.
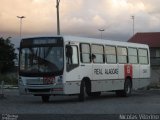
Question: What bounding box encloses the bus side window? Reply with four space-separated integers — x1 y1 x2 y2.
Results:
138 49 149 64
105 45 117 64
80 43 91 63
117 47 128 64
66 45 79 72
91 44 104 63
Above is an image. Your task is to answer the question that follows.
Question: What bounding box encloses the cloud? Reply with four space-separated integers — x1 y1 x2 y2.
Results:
141 0 160 15
1 0 160 47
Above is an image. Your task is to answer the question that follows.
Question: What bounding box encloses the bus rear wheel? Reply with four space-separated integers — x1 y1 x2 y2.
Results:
41 95 50 103
123 79 132 97
116 79 132 97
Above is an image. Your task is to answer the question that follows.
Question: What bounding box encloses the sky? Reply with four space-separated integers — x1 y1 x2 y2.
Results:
0 0 160 48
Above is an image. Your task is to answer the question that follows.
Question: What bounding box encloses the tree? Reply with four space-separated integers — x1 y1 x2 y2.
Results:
0 37 17 74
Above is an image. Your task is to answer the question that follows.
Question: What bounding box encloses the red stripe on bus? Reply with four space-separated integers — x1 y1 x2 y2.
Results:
124 64 133 79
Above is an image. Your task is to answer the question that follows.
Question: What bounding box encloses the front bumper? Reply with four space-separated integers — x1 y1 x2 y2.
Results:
19 84 64 95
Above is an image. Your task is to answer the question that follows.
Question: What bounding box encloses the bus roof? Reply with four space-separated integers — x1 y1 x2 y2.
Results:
62 36 149 49
21 35 149 49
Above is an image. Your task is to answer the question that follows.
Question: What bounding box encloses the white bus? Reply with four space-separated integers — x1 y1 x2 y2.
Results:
19 36 150 102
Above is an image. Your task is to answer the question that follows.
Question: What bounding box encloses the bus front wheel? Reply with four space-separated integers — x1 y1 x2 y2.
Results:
78 80 87 102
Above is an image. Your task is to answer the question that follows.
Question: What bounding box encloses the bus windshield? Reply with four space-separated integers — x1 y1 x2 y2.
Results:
20 46 64 75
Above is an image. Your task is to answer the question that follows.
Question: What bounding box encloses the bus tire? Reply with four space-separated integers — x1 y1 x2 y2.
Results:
78 80 86 102
116 79 132 97
42 95 50 103
123 79 132 97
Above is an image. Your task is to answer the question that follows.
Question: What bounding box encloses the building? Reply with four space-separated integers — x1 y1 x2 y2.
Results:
128 32 160 66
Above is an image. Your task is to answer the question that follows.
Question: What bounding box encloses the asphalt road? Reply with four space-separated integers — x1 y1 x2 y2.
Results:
0 89 160 120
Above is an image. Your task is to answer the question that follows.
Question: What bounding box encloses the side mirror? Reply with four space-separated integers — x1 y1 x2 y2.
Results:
66 45 73 58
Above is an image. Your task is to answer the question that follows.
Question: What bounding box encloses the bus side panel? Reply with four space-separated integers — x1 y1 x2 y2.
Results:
131 64 140 89
92 64 123 92
91 80 124 92
132 65 150 89
139 64 151 88
64 64 92 94
118 64 124 80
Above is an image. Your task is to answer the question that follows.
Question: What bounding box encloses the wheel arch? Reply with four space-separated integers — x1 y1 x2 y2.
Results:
81 77 92 93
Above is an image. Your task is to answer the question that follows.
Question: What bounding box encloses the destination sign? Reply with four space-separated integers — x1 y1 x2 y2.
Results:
33 38 57 45
20 37 63 47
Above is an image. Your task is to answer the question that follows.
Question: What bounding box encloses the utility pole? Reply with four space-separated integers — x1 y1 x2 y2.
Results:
17 16 26 39
98 29 105 39
56 0 60 35
131 15 135 36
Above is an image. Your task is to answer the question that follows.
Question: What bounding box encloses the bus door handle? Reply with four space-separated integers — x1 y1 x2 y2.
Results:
81 64 85 67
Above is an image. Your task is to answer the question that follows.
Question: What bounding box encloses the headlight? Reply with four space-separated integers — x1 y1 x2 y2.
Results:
57 76 63 83
19 77 24 85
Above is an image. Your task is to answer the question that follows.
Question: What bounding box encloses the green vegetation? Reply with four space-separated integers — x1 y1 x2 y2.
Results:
0 37 17 74
0 37 18 85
